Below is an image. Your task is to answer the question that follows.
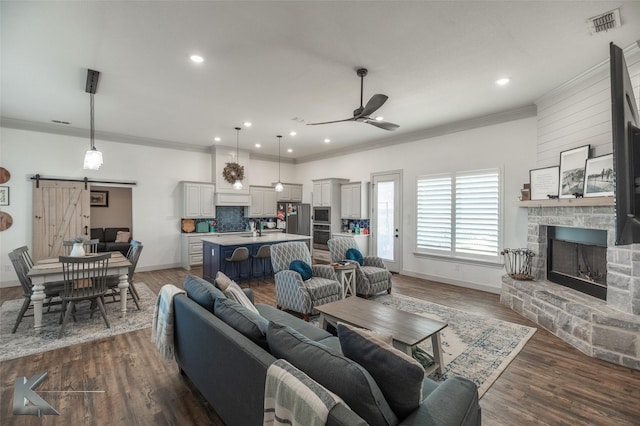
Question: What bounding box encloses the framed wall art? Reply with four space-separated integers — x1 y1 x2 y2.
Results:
90 190 109 207
584 153 614 197
559 145 590 199
529 166 559 200
0 186 8 206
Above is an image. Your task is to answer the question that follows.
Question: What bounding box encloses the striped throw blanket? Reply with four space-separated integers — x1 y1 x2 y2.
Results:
151 284 186 360
264 359 345 426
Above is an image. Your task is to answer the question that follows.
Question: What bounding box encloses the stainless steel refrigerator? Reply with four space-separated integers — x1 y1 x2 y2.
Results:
278 203 311 236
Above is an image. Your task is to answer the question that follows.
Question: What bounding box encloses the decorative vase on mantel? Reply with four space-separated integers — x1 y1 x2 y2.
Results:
70 242 85 257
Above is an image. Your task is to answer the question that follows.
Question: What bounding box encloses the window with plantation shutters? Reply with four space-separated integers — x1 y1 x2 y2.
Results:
416 169 501 261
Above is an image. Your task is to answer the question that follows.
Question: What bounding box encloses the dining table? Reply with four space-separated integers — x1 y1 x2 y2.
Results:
27 251 132 333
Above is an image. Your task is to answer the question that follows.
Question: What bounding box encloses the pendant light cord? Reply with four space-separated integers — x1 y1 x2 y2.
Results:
90 93 95 150
235 126 241 160
277 135 282 181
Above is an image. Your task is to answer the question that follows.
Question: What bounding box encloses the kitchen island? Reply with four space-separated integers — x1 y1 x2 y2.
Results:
201 233 311 283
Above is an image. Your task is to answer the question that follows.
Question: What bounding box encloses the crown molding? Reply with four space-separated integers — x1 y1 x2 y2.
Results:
0 117 211 153
295 104 537 164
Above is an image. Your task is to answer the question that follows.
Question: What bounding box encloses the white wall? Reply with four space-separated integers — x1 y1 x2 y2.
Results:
294 117 538 293
0 127 212 285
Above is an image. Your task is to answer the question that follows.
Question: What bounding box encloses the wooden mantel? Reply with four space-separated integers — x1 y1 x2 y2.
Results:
517 196 614 208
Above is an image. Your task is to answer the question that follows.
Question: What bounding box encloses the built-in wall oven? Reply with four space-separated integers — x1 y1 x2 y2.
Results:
313 224 331 250
313 207 330 224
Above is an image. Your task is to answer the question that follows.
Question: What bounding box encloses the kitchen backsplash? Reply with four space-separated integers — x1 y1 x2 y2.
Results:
346 219 370 231
183 206 277 233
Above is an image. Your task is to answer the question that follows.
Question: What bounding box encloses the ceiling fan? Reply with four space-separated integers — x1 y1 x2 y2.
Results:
307 68 399 131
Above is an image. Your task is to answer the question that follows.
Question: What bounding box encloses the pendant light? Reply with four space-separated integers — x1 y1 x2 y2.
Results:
232 126 243 190
83 69 102 170
274 135 284 192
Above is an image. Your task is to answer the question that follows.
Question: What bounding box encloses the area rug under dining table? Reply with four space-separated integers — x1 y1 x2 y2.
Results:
314 292 537 398
0 283 155 362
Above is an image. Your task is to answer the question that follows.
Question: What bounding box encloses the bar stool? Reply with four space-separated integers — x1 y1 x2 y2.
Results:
251 245 271 285
225 247 249 283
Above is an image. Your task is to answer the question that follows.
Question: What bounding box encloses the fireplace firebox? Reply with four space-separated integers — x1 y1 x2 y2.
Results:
547 226 607 300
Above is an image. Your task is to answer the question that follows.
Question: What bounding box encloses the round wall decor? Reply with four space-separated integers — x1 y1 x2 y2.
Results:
0 211 13 231
0 167 10 184
222 162 245 184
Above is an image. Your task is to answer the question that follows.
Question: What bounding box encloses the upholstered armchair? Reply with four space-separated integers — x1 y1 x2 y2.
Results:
270 241 342 321
328 236 392 298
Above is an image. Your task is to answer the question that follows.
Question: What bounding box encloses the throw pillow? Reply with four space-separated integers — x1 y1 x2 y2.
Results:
337 323 425 419
223 281 259 314
183 275 225 313
337 321 393 345
214 298 269 350
289 260 313 281
115 231 131 243
345 248 363 266
267 322 398 426
215 271 234 291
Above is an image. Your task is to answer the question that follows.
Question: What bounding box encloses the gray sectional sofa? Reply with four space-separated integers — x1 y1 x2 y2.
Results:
173 275 481 426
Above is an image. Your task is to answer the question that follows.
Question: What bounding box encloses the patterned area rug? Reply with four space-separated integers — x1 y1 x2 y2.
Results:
0 283 155 362
319 293 536 398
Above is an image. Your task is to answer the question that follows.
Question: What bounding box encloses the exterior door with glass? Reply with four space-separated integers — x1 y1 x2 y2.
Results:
371 170 402 273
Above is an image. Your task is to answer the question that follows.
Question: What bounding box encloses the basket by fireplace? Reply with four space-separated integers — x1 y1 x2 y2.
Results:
501 248 535 280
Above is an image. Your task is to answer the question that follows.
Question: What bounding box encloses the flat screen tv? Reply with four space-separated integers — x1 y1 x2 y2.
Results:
610 42 640 245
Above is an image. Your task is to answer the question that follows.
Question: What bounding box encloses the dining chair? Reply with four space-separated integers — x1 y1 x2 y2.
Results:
58 252 112 338
8 248 64 333
62 238 99 255
107 240 143 309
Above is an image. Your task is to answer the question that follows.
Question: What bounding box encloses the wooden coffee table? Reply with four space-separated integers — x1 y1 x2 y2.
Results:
315 297 448 375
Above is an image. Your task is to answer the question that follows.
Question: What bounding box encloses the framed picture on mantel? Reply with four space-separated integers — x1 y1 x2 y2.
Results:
584 154 614 197
559 145 590 199
529 166 559 200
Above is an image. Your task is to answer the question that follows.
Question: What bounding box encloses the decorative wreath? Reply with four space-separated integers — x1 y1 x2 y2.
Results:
222 162 245 184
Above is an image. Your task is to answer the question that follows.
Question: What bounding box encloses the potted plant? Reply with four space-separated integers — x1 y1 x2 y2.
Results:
70 236 87 257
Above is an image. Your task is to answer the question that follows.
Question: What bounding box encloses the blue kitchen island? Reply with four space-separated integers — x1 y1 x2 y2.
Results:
201 233 311 283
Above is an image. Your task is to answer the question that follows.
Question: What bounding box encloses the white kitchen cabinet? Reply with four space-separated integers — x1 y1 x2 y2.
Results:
212 145 250 194
341 182 369 219
248 186 278 217
276 183 303 202
215 193 251 206
313 178 347 207
182 182 215 218
181 233 206 270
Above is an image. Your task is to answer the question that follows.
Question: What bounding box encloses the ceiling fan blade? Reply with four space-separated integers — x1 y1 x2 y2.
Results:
358 94 388 118
364 119 399 131
306 118 354 126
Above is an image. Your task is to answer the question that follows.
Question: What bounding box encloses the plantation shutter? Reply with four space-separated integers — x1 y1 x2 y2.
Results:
416 175 452 252
455 170 500 258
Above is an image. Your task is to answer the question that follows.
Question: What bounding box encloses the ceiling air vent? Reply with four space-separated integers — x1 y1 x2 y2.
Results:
587 8 621 34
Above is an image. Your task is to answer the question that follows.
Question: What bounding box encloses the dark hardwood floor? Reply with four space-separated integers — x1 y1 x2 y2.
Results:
1 268 639 425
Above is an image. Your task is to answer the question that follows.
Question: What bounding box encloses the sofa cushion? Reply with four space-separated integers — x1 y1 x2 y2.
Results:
267 322 398 426
104 227 130 243
289 260 312 281
223 281 259 314
345 248 364 265
256 304 332 342
90 228 104 241
184 275 225 313
337 322 425 419
115 230 131 243
215 271 234 291
214 298 269 350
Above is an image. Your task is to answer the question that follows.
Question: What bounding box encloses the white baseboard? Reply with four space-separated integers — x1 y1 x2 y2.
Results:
401 270 501 295
137 263 182 273
0 280 19 289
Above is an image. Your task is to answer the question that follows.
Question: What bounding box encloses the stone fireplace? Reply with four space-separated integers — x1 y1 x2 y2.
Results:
501 203 640 370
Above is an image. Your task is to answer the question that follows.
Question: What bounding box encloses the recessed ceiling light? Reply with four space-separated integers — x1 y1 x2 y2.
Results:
190 54 204 63
243 121 252 127
255 143 261 148
289 131 297 136
375 116 384 121
496 77 511 86
287 148 293 153
324 138 331 143
214 136 221 142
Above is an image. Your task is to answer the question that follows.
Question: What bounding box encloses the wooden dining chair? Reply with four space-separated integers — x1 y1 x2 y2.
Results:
107 240 144 310
58 252 111 338
8 248 63 333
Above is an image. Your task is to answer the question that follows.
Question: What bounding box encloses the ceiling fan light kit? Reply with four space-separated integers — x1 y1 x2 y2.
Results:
307 67 399 131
